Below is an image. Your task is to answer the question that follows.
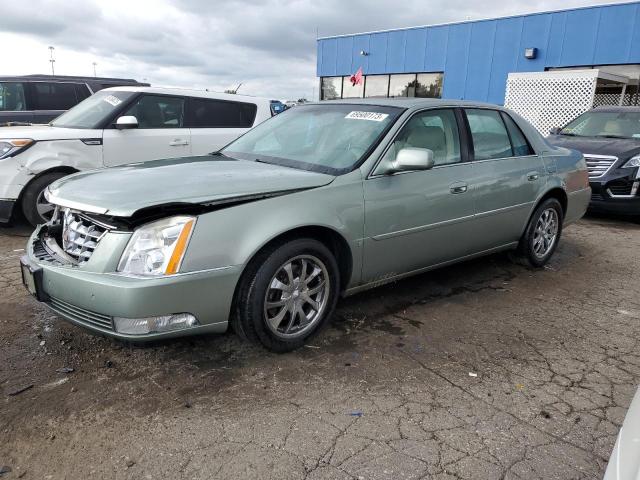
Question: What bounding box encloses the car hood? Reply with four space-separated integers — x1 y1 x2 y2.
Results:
547 134 640 159
47 155 336 217
0 125 99 141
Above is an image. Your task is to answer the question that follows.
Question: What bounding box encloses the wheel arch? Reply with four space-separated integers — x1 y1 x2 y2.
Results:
19 166 79 203
521 187 567 237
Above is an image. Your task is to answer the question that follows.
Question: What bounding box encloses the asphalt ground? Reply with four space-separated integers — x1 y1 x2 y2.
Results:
1 215 639 479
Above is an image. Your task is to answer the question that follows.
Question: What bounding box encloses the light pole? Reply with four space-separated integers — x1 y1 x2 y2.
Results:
48 46 55 75
92 62 97 77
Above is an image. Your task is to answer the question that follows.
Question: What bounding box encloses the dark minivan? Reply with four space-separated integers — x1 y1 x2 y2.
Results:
0 74 149 125
547 106 640 217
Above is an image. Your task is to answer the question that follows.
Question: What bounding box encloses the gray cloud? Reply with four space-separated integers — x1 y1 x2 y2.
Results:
0 0 620 100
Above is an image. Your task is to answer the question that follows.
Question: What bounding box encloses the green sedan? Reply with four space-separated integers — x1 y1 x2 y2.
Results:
20 99 591 352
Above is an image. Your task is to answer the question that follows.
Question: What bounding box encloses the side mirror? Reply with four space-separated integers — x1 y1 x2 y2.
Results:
549 127 561 135
115 116 138 130
388 148 435 174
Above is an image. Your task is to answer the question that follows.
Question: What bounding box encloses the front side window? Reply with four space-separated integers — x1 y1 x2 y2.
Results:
466 109 513 160
124 95 185 129
32 82 78 110
51 90 136 129
223 104 403 174
0 82 26 111
560 110 640 139
187 98 257 128
378 109 461 172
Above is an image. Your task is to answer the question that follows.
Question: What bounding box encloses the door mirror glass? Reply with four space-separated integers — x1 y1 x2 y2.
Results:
389 148 435 173
115 115 138 130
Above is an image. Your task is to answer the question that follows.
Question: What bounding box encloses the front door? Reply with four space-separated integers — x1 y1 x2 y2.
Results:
362 108 477 283
102 94 190 167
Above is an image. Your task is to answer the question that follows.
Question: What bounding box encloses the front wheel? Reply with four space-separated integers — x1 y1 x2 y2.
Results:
21 172 68 226
516 198 564 268
234 238 340 352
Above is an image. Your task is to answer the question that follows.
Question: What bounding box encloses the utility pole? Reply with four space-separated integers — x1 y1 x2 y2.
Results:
48 46 55 75
92 62 97 77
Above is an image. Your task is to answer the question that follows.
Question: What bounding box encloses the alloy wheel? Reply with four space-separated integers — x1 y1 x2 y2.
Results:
263 255 330 339
532 208 559 259
35 189 55 222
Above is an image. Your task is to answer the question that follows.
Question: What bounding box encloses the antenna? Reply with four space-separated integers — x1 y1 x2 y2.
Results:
48 46 56 75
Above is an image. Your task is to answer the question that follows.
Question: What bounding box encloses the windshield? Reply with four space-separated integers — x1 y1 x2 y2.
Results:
560 110 640 139
222 103 403 174
51 90 135 129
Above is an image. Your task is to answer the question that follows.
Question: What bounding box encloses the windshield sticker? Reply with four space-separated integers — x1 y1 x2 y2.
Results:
103 95 122 107
345 111 389 122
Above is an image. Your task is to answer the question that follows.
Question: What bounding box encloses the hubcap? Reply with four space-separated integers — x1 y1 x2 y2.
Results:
35 189 55 222
533 208 559 259
263 255 330 339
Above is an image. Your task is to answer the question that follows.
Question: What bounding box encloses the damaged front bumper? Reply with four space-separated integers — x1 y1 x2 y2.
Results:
22 222 241 341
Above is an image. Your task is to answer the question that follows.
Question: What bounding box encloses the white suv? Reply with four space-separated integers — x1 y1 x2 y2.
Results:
0 87 273 226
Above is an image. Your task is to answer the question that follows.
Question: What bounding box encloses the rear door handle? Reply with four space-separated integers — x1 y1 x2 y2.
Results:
169 139 189 146
527 171 540 181
450 183 468 194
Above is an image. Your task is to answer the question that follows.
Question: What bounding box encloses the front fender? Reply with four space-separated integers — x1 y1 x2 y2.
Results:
181 171 365 289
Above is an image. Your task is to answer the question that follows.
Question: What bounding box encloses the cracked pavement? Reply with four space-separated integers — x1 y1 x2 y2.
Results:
1 216 639 479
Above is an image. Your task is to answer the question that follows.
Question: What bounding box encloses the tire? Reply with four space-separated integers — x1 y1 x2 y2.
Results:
516 198 564 268
21 172 68 227
234 238 340 353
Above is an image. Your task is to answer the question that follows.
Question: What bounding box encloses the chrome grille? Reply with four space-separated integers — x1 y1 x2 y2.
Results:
62 209 108 263
49 297 114 331
584 155 617 178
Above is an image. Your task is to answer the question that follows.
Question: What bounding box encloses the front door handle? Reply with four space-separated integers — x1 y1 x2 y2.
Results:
527 171 540 181
169 139 189 146
450 183 468 194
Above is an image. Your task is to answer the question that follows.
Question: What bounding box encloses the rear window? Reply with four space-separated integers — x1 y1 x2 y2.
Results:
31 82 78 110
466 109 513 160
0 82 27 111
187 98 257 128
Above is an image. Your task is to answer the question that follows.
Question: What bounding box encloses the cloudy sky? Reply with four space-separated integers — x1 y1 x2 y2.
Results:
1 0 625 100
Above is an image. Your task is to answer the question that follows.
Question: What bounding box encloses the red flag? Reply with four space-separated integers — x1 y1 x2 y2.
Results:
350 67 363 86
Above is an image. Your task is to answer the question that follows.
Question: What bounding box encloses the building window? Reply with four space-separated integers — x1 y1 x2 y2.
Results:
416 73 443 98
321 77 342 100
389 74 418 97
320 72 443 100
342 76 364 98
364 75 389 97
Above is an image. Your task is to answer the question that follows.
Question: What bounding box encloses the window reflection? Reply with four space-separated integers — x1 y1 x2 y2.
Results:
389 74 418 97
416 73 443 98
320 77 342 100
342 76 364 98
364 75 389 97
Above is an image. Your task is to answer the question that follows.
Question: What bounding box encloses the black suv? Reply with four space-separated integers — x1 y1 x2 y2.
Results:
547 106 640 216
0 74 149 125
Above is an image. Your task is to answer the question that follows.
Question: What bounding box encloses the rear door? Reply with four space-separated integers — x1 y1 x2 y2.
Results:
186 97 258 154
362 108 477 282
464 108 547 249
102 94 190 167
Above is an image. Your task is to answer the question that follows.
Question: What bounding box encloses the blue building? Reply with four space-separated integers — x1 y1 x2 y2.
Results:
316 2 640 104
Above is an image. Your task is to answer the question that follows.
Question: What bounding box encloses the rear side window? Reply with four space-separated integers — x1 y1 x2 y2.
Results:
75 84 92 102
501 112 533 157
466 109 513 160
0 82 27 111
31 82 78 110
187 98 257 128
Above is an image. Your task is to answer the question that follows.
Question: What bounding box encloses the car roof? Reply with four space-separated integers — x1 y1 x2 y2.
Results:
310 97 504 110
102 86 271 105
593 105 640 113
0 74 145 84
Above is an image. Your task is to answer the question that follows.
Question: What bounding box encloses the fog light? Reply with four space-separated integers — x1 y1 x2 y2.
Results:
113 313 198 335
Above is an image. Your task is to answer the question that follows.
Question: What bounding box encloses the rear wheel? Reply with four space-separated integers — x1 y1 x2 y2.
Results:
234 238 340 352
21 172 68 226
516 198 563 267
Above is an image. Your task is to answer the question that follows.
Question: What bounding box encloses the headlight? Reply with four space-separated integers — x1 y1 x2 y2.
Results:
117 216 196 276
0 139 34 159
622 155 640 169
